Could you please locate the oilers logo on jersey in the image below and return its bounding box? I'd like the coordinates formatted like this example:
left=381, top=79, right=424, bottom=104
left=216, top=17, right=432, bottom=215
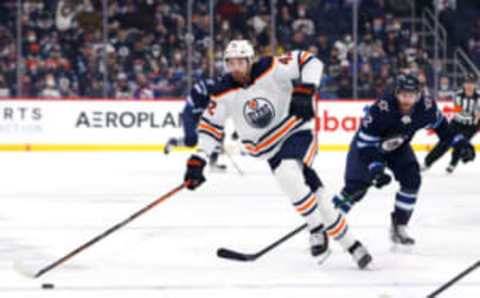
left=243, top=98, right=276, bottom=129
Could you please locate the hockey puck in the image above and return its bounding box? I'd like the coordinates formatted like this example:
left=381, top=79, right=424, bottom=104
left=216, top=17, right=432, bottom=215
left=41, top=283, right=55, bottom=289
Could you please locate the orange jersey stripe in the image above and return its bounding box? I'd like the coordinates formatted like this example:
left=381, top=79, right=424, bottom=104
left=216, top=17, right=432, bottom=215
left=296, top=194, right=317, bottom=213
left=293, top=86, right=314, bottom=94
left=253, top=58, right=276, bottom=84
left=198, top=123, right=223, bottom=139
left=211, top=59, right=275, bottom=101
left=245, top=118, right=300, bottom=154
left=211, top=87, right=240, bottom=101
left=327, top=218, right=347, bottom=238
left=299, top=51, right=312, bottom=65
left=303, top=136, right=317, bottom=166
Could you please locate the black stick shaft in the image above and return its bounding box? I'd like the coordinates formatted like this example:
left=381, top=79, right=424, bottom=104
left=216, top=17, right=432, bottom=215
left=427, top=260, right=480, bottom=298
left=254, top=223, right=307, bottom=259
left=34, top=183, right=185, bottom=278
left=225, top=151, right=244, bottom=176
left=217, top=187, right=370, bottom=262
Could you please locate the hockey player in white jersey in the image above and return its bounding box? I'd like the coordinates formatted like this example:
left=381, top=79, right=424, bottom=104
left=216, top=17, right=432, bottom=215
left=183, top=40, right=372, bottom=269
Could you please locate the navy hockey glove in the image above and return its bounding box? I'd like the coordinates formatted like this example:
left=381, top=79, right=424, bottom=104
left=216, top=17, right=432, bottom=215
left=369, top=162, right=392, bottom=189
left=184, top=155, right=206, bottom=190
left=289, top=83, right=316, bottom=120
left=452, top=138, right=476, bottom=163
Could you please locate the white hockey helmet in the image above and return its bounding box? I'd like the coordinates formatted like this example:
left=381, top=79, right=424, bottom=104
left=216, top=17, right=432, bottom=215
left=223, top=40, right=255, bottom=65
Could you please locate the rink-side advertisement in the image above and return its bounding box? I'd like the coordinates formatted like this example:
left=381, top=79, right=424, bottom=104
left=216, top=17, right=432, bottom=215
left=0, top=100, right=478, bottom=151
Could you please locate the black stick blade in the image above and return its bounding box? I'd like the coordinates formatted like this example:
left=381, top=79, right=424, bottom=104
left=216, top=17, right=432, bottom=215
left=216, top=248, right=254, bottom=261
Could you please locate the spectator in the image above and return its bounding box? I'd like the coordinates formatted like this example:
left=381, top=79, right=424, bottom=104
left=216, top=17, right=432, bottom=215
left=114, top=72, right=132, bottom=99
left=0, top=0, right=475, bottom=99
left=0, top=74, right=9, bottom=97
left=358, top=63, right=376, bottom=98
left=40, top=74, right=61, bottom=98
left=133, top=73, right=153, bottom=99
left=437, top=75, right=455, bottom=101
left=417, top=70, right=431, bottom=98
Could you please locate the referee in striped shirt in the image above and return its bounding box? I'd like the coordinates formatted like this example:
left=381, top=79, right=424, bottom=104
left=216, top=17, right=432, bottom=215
left=423, top=74, right=480, bottom=173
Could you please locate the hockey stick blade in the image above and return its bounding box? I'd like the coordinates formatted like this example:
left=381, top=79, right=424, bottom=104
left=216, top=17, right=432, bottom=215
left=216, top=188, right=371, bottom=264
left=216, top=248, right=256, bottom=261
left=217, top=224, right=308, bottom=262
left=13, top=260, right=37, bottom=279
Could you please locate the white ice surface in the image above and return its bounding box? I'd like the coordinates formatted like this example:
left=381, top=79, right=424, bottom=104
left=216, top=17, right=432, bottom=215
left=0, top=151, right=479, bottom=298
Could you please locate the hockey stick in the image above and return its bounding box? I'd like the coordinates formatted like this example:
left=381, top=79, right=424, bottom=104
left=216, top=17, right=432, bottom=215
left=15, top=183, right=185, bottom=278
left=217, top=223, right=307, bottom=261
left=224, top=150, right=245, bottom=176
left=217, top=187, right=369, bottom=262
left=427, top=260, right=480, bottom=298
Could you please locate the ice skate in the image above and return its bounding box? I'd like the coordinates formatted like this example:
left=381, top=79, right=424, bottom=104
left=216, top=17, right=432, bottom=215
left=348, top=241, right=372, bottom=269
left=390, top=213, right=415, bottom=245
left=309, top=225, right=331, bottom=264
left=209, top=153, right=227, bottom=172
left=446, top=164, right=456, bottom=174
left=164, top=138, right=178, bottom=155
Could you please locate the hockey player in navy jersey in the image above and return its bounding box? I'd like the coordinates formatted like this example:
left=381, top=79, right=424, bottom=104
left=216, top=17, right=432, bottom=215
left=332, top=74, right=476, bottom=245
left=182, top=39, right=372, bottom=269
left=422, top=74, right=480, bottom=173
left=164, top=78, right=227, bottom=171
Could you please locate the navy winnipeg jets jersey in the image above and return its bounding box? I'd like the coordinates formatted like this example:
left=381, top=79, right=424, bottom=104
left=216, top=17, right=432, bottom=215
left=186, top=78, right=217, bottom=115
left=354, top=92, right=451, bottom=165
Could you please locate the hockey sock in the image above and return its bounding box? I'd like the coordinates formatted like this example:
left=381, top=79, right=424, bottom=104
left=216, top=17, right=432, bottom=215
left=393, top=188, right=417, bottom=225
left=317, top=192, right=355, bottom=250
left=274, top=160, right=324, bottom=230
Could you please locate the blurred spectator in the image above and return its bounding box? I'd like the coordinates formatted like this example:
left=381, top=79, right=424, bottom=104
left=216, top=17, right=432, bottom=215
left=133, top=73, right=154, bottom=99
left=467, top=19, right=480, bottom=67
left=418, top=70, right=431, bottom=98
left=0, top=74, right=9, bottom=96
left=437, top=75, right=455, bottom=101
left=40, top=74, right=61, bottom=98
left=435, top=0, right=457, bottom=11
left=114, top=72, right=132, bottom=98
left=357, top=63, right=376, bottom=98
left=1, top=0, right=477, bottom=99
left=314, top=33, right=331, bottom=62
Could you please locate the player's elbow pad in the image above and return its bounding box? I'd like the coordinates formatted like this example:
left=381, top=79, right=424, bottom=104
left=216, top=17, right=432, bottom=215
left=300, top=58, right=323, bottom=86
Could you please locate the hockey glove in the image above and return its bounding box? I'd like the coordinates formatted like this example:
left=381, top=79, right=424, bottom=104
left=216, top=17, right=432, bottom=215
left=289, top=83, right=316, bottom=120
left=184, top=155, right=206, bottom=190
left=453, top=138, right=476, bottom=163
left=369, top=162, right=392, bottom=189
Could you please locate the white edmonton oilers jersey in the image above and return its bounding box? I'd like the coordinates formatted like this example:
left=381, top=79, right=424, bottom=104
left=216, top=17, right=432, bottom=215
left=197, top=50, right=323, bottom=160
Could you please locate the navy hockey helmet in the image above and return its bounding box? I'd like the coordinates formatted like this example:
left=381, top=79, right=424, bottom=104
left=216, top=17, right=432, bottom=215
left=396, top=74, right=420, bottom=93
left=464, top=73, right=477, bottom=84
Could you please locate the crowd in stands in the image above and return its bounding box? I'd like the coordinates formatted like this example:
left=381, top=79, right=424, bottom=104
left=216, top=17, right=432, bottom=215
left=0, top=0, right=478, bottom=99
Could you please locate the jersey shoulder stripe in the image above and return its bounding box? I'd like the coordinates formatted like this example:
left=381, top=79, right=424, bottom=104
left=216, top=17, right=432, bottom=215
left=210, top=75, right=240, bottom=100
left=251, top=56, right=275, bottom=83
left=298, top=51, right=314, bottom=65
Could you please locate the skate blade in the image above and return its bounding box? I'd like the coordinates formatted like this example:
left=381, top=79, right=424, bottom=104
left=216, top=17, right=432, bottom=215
left=314, top=249, right=332, bottom=265
left=209, top=166, right=227, bottom=173
left=361, top=260, right=380, bottom=271
left=390, top=243, right=414, bottom=254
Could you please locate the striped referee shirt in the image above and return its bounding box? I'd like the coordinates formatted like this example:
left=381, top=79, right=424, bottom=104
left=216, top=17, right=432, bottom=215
left=453, top=88, right=480, bottom=125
